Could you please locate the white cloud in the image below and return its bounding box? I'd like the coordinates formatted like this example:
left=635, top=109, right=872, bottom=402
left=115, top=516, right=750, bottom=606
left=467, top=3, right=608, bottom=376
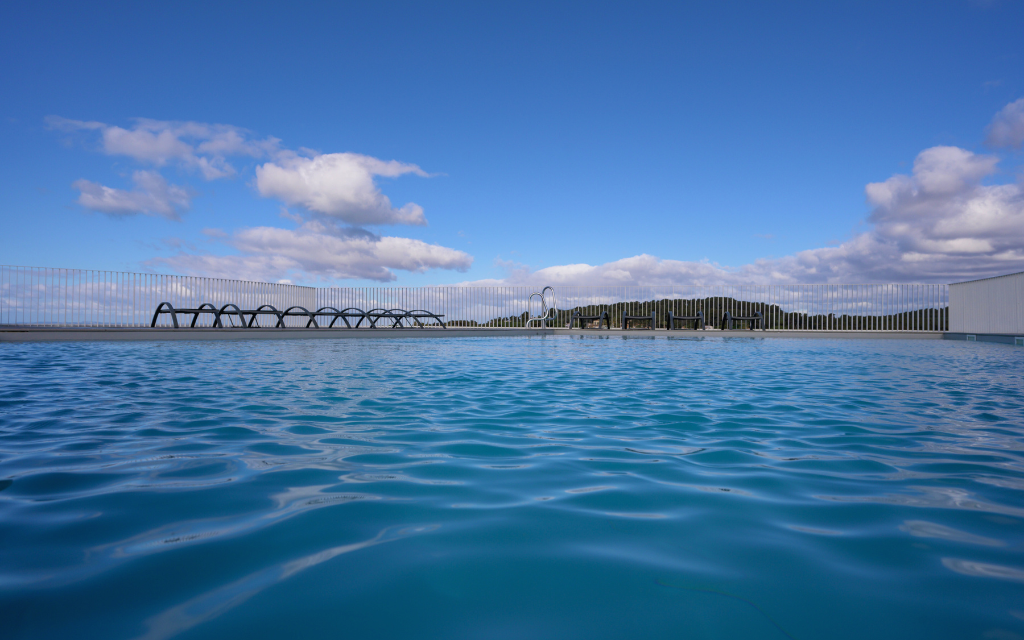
left=49, top=115, right=438, bottom=245
left=461, top=255, right=735, bottom=286
left=867, top=146, right=998, bottom=200
left=254, top=153, right=429, bottom=226
left=150, top=253, right=301, bottom=284
left=46, top=116, right=279, bottom=180
left=51, top=115, right=456, bottom=280
left=153, top=222, right=472, bottom=282
left=470, top=144, right=1024, bottom=286
left=100, top=123, right=194, bottom=165
left=49, top=116, right=433, bottom=228
left=46, top=117, right=105, bottom=131
left=73, top=171, right=190, bottom=219
left=986, top=97, right=1024, bottom=148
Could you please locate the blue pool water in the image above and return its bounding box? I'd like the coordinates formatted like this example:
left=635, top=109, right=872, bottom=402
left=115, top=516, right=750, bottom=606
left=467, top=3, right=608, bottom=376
left=1, top=335, right=1023, bottom=639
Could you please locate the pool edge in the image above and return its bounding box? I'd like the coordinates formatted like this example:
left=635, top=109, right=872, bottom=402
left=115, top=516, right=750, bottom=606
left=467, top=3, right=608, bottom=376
left=0, top=326, right=949, bottom=342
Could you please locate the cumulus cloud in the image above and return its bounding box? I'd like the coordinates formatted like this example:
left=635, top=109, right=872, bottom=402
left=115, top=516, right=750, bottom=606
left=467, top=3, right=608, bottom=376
left=255, top=153, right=429, bottom=226
left=47, top=116, right=279, bottom=180
left=51, top=115, right=455, bottom=280
left=986, top=97, right=1024, bottom=149
left=73, top=171, right=191, bottom=219
left=470, top=144, right=1024, bottom=286
left=50, top=116, right=434, bottom=229
left=153, top=221, right=472, bottom=282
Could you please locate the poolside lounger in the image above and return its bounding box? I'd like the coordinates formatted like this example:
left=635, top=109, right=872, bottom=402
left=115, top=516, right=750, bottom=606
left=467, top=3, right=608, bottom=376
left=666, top=310, right=705, bottom=330
left=621, top=310, right=656, bottom=330
left=568, top=310, right=611, bottom=329
left=719, top=311, right=764, bottom=331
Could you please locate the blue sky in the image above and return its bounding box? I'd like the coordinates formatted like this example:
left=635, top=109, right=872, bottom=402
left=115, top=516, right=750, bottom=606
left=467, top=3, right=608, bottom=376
left=1, top=1, right=1023, bottom=285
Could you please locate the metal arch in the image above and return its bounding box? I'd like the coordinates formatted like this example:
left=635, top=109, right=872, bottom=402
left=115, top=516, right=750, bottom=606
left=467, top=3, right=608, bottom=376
left=407, top=310, right=446, bottom=328
left=378, top=308, right=412, bottom=329
left=314, top=306, right=344, bottom=327
left=364, top=308, right=391, bottom=329
left=248, top=305, right=283, bottom=328
left=359, top=308, right=438, bottom=329
left=389, top=309, right=412, bottom=328
left=360, top=308, right=447, bottom=329
left=337, top=307, right=370, bottom=328
left=151, top=302, right=446, bottom=330
left=190, top=303, right=219, bottom=328
left=342, top=308, right=369, bottom=328
left=216, top=303, right=247, bottom=328
left=151, top=302, right=179, bottom=328
left=281, top=306, right=319, bottom=328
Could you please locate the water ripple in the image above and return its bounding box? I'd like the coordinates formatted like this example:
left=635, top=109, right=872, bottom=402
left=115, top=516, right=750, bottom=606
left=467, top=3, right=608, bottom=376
left=0, top=336, right=1022, bottom=639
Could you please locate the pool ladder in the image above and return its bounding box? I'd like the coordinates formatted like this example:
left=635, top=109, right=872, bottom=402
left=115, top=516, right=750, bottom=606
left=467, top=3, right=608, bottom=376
left=525, top=286, right=556, bottom=328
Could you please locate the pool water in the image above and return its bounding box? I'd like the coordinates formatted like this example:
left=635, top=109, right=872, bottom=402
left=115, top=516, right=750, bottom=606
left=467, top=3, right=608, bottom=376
left=1, top=336, right=1023, bottom=640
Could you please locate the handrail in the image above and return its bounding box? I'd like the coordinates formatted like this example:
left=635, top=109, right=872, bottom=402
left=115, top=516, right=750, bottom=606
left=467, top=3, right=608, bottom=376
left=525, top=286, right=556, bottom=328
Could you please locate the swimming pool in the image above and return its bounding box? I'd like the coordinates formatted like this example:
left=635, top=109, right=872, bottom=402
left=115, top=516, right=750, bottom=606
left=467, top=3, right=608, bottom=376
left=1, top=336, right=1022, bottom=639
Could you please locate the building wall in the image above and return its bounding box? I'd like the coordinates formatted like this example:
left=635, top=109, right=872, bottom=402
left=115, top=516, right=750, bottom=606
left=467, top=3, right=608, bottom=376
left=949, top=271, right=1024, bottom=334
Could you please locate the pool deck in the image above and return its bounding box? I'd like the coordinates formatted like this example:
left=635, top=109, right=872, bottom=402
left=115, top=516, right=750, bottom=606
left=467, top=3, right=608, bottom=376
left=0, top=325, right=947, bottom=342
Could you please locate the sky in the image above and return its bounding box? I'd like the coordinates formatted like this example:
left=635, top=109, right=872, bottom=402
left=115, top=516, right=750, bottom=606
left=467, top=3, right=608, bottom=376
left=1, top=0, right=1023, bottom=286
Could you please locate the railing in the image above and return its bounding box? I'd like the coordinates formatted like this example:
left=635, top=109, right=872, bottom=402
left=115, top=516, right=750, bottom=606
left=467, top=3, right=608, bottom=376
left=0, top=265, right=949, bottom=331
left=316, top=286, right=543, bottom=327
left=553, top=285, right=949, bottom=331
left=0, top=265, right=315, bottom=327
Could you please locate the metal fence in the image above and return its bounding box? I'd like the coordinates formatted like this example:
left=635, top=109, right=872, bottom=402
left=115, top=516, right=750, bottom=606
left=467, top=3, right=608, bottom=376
left=554, top=284, right=949, bottom=331
left=316, top=287, right=542, bottom=327
left=0, top=265, right=315, bottom=327
left=1, top=265, right=949, bottom=331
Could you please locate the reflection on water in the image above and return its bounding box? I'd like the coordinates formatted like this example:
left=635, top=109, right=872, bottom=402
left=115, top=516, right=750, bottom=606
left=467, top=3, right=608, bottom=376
left=136, top=524, right=438, bottom=640
left=0, top=336, right=1022, bottom=639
